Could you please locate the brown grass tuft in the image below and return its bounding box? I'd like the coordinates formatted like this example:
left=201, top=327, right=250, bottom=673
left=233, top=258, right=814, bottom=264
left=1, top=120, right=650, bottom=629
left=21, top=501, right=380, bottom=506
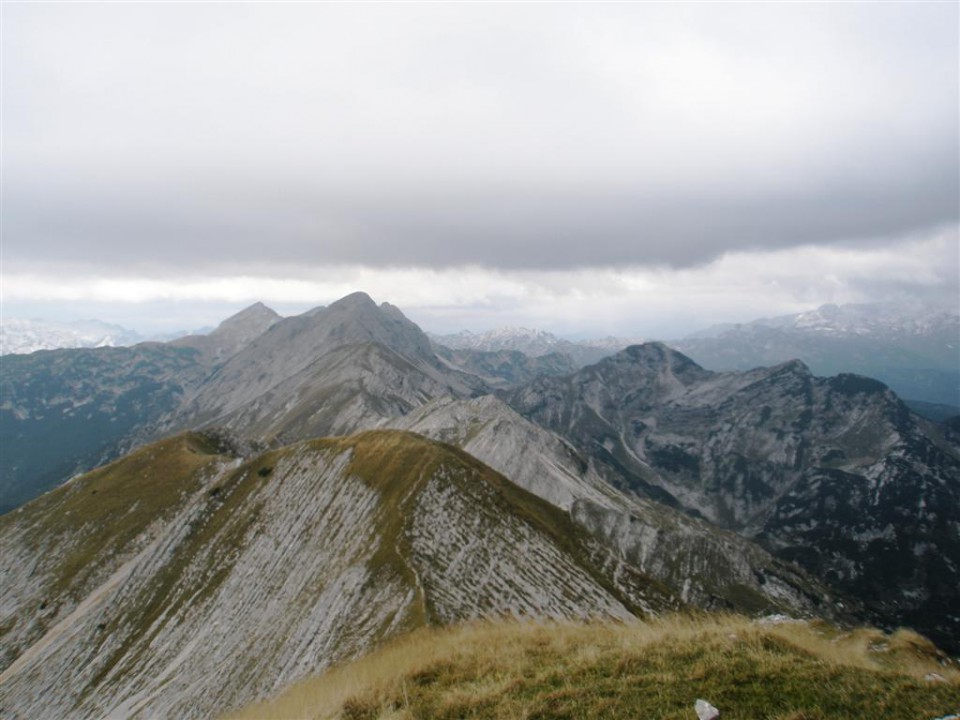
left=223, top=615, right=960, bottom=720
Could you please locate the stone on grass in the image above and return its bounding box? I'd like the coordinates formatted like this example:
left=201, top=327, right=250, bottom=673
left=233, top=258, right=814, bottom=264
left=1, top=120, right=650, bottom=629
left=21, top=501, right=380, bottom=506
left=695, top=698, right=720, bottom=719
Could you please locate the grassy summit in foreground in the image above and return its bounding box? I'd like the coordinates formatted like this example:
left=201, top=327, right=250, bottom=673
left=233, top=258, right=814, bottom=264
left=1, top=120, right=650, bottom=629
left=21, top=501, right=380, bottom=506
left=227, top=614, right=959, bottom=720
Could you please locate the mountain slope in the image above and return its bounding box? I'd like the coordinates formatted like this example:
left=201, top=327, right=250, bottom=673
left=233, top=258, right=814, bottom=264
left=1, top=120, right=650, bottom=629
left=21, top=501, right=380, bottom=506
left=0, top=294, right=485, bottom=513
left=179, top=292, right=485, bottom=431
left=505, top=343, right=960, bottom=651
left=0, top=430, right=674, bottom=719
left=209, top=342, right=483, bottom=445
left=433, top=346, right=576, bottom=389
left=0, top=345, right=208, bottom=513
left=171, top=301, right=281, bottom=364
left=0, top=302, right=287, bottom=513
left=429, top=327, right=642, bottom=367
left=388, top=395, right=846, bottom=618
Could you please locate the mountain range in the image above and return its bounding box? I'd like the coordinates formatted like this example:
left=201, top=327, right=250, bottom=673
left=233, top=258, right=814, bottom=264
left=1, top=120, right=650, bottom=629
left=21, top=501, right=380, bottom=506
left=671, top=302, right=959, bottom=411
left=428, top=327, right=645, bottom=367
left=1, top=291, right=957, bottom=717
left=0, top=318, right=148, bottom=355
left=8, top=300, right=955, bottom=410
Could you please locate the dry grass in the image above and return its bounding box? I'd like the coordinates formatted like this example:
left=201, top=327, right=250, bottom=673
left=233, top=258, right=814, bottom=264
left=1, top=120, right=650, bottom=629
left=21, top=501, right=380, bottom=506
left=224, top=614, right=960, bottom=720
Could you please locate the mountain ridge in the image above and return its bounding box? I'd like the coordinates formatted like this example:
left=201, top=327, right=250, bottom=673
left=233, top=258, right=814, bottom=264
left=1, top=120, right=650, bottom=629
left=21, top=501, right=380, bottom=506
left=3, top=291, right=958, bottom=664
left=0, top=428, right=677, bottom=719
left=505, top=341, right=960, bottom=650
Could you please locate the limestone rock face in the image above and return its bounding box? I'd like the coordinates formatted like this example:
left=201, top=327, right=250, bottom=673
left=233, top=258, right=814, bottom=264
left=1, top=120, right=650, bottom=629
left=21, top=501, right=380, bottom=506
left=177, top=292, right=486, bottom=430
left=389, top=395, right=844, bottom=620
left=505, top=343, right=960, bottom=651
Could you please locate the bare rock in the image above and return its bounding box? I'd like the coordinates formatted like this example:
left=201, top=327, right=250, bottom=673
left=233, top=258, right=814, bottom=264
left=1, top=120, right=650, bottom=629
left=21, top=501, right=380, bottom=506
left=695, top=698, right=720, bottom=719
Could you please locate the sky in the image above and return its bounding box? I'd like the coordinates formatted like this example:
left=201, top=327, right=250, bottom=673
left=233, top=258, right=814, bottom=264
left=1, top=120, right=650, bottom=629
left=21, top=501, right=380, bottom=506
left=2, top=1, right=958, bottom=339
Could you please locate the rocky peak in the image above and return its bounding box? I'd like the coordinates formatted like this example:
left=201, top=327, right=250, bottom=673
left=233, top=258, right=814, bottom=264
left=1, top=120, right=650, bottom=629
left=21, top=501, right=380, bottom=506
left=209, top=302, right=280, bottom=339
left=592, top=342, right=710, bottom=394
left=772, top=358, right=811, bottom=375
left=169, top=302, right=281, bottom=365
left=176, top=291, right=481, bottom=431
left=622, top=342, right=702, bottom=370
left=327, top=290, right=378, bottom=312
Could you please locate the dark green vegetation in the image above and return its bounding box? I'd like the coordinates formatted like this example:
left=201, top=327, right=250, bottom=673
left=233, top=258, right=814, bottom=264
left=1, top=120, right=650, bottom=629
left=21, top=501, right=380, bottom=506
left=228, top=616, right=960, bottom=720
left=0, top=345, right=208, bottom=512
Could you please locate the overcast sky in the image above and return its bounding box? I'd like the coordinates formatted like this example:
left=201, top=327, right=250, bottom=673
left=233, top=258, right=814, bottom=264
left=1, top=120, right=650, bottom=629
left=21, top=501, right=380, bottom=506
left=2, top=2, right=957, bottom=337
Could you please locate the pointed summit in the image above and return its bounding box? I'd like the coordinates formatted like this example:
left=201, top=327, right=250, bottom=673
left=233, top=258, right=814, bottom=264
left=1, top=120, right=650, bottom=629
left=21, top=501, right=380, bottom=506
left=328, top=291, right=377, bottom=311
left=210, top=302, right=280, bottom=339
left=178, top=291, right=486, bottom=431
left=170, top=302, right=280, bottom=363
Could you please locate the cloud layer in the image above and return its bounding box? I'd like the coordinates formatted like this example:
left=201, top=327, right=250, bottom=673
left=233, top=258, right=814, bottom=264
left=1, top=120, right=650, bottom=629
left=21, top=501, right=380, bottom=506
left=4, top=2, right=958, bottom=274
left=6, top=226, right=956, bottom=338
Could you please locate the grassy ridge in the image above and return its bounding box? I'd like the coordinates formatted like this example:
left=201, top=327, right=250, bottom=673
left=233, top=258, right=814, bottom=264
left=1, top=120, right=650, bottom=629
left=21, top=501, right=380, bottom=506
left=4, top=432, right=230, bottom=605
left=225, top=615, right=959, bottom=720
left=315, top=430, right=675, bottom=621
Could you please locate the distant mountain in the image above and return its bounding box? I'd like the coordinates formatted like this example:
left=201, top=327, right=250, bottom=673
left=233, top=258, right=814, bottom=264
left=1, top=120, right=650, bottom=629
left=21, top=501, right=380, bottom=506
left=170, top=301, right=281, bottom=363
left=3, top=291, right=958, bottom=662
left=429, top=327, right=644, bottom=367
left=388, top=395, right=841, bottom=615
left=671, top=302, right=960, bottom=407
left=0, top=429, right=677, bottom=718
left=505, top=342, right=960, bottom=651
left=0, top=318, right=145, bottom=355
left=175, top=292, right=487, bottom=437
left=433, top=346, right=576, bottom=389
left=0, top=302, right=287, bottom=512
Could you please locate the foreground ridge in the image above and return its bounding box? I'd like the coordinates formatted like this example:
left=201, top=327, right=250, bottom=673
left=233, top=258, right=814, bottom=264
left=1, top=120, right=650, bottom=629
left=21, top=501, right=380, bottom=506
left=0, top=430, right=671, bottom=719
left=226, top=614, right=960, bottom=720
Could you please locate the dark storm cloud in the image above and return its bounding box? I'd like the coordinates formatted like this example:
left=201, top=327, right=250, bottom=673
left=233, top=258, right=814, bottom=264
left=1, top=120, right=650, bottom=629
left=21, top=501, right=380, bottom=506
left=3, top=2, right=958, bottom=273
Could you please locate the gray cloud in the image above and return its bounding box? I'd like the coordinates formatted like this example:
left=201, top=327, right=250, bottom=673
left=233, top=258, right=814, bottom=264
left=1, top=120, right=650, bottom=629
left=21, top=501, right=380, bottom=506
left=3, top=2, right=958, bottom=273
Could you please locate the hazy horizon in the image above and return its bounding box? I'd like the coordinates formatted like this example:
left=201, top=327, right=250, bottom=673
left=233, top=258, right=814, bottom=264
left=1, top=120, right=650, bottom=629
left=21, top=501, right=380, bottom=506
left=4, top=291, right=959, bottom=346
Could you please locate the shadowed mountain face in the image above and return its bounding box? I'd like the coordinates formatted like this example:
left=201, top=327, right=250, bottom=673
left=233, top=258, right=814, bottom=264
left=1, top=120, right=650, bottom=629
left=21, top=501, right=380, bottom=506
left=0, top=430, right=674, bottom=719
left=505, top=343, right=960, bottom=651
